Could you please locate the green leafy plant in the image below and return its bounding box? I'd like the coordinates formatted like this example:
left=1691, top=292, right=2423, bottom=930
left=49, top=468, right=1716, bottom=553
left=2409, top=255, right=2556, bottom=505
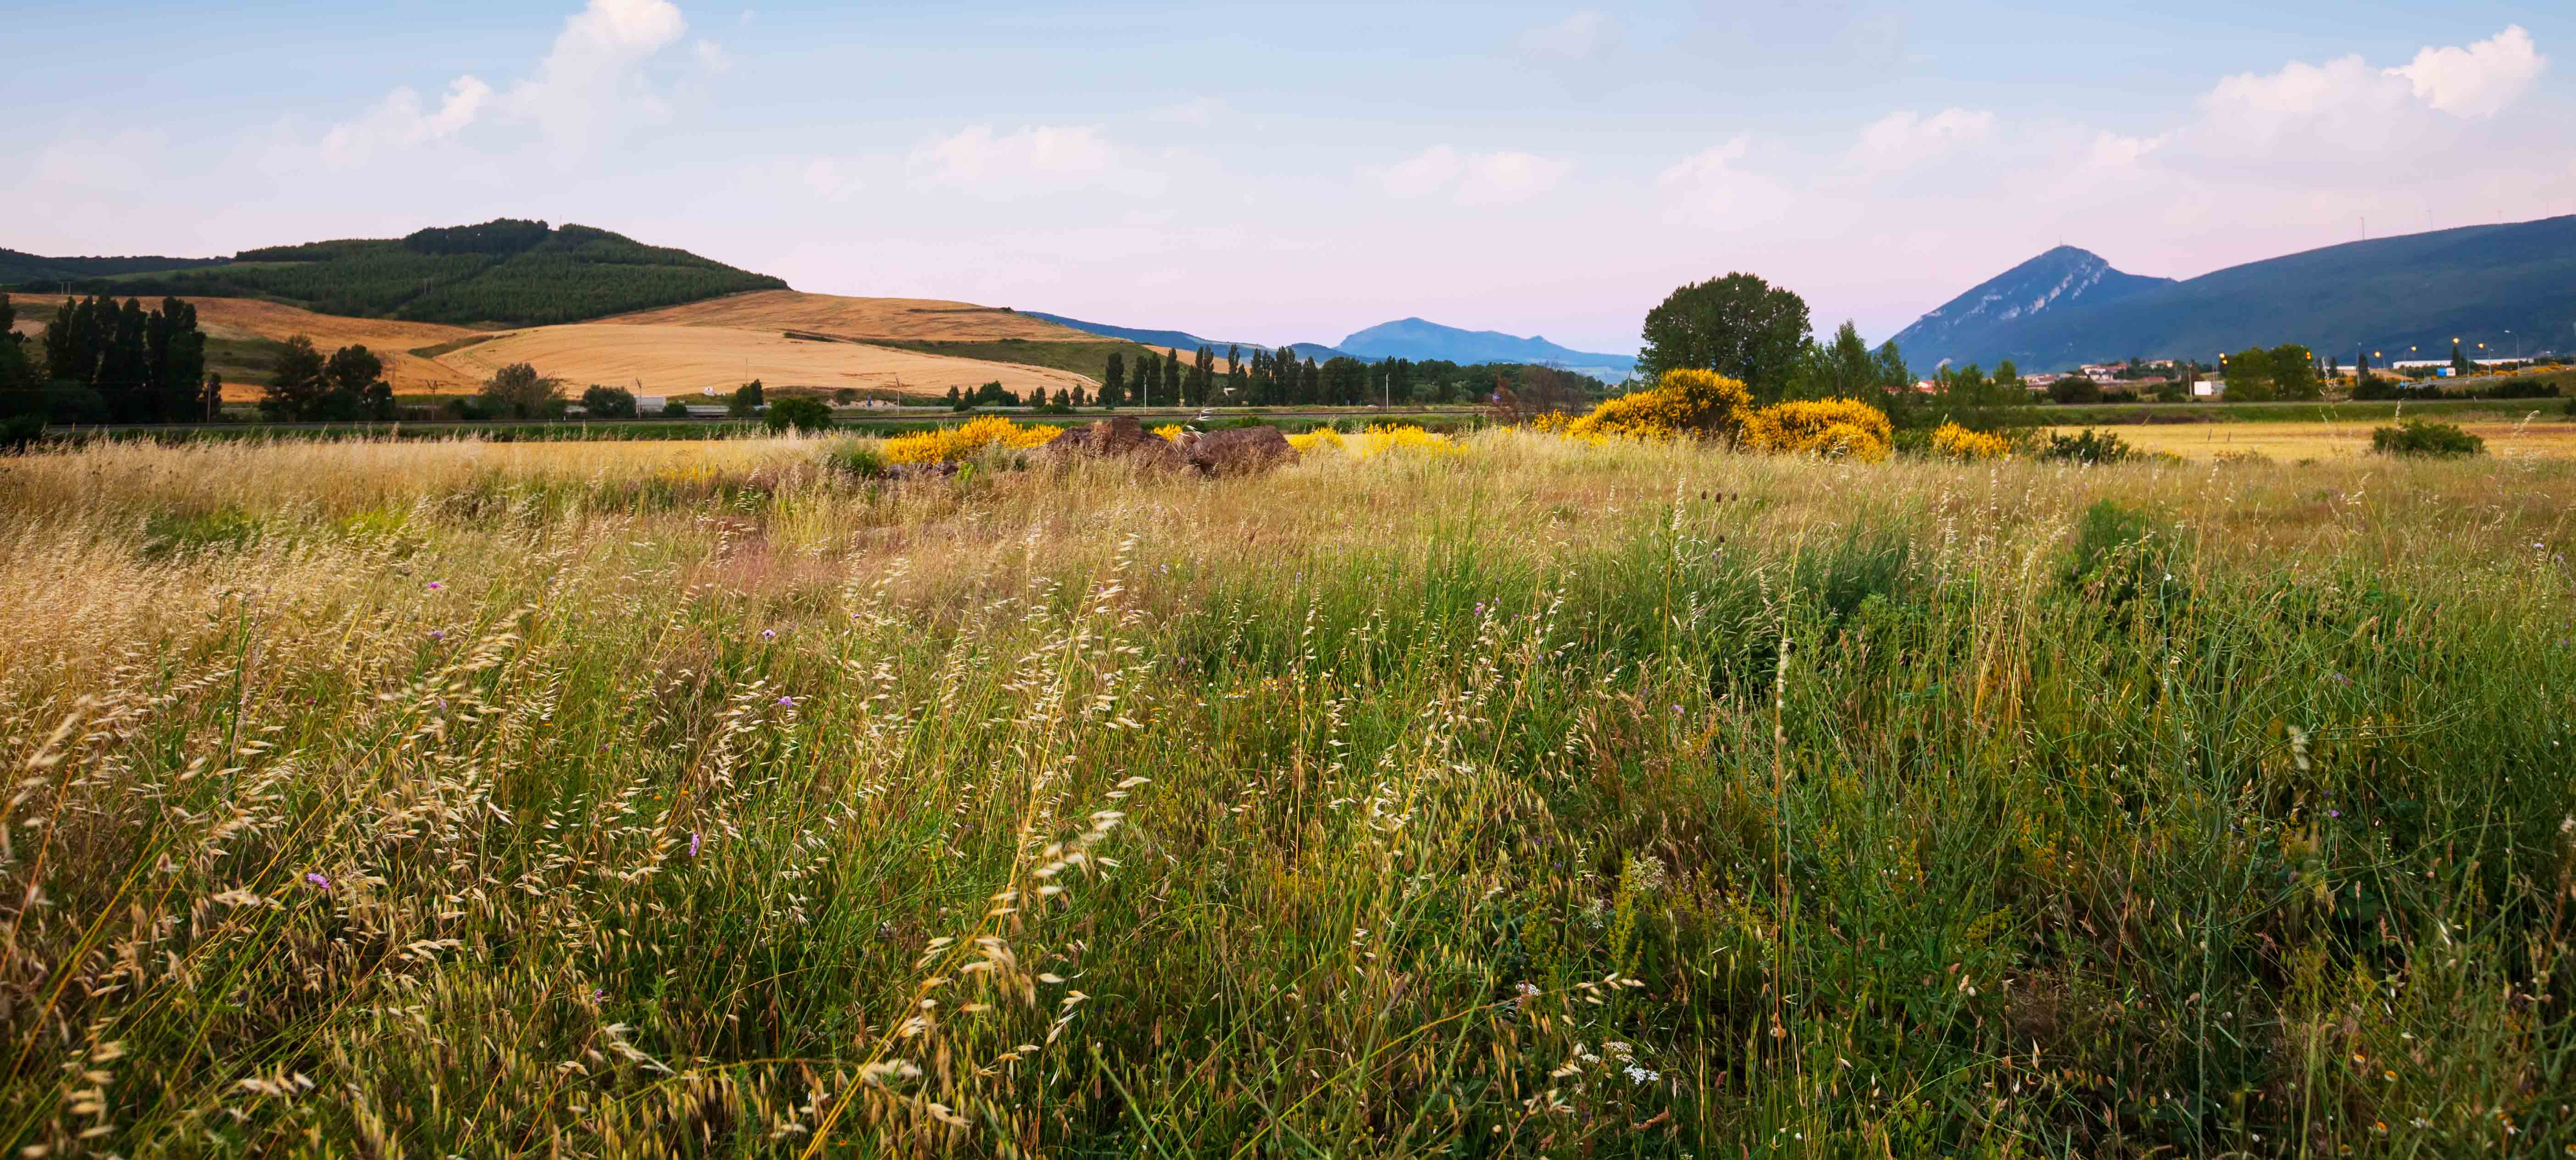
left=2371, top=418, right=2484, bottom=457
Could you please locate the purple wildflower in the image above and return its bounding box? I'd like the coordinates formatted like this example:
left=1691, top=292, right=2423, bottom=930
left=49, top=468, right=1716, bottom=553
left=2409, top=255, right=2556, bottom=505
left=425, top=580, right=443, bottom=591
left=428, top=630, right=444, bottom=641
left=761, top=629, right=777, bottom=641
left=305, top=872, right=331, bottom=890
left=776, top=695, right=795, bottom=708
left=688, top=831, right=702, bottom=858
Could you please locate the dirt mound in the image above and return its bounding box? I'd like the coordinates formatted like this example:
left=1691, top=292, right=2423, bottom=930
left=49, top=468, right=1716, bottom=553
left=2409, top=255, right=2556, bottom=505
left=1040, top=417, right=1187, bottom=470
left=1180, top=426, right=1296, bottom=475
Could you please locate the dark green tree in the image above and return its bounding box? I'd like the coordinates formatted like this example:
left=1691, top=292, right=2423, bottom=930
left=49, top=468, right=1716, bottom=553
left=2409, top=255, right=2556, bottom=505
left=765, top=396, right=833, bottom=433
left=728, top=379, right=766, bottom=416
left=325, top=344, right=392, bottom=420
left=1637, top=273, right=1813, bottom=401
left=580, top=385, right=639, bottom=418
left=261, top=335, right=331, bottom=420
left=199, top=374, right=226, bottom=423
left=2449, top=340, right=2474, bottom=377
left=1102, top=351, right=1126, bottom=407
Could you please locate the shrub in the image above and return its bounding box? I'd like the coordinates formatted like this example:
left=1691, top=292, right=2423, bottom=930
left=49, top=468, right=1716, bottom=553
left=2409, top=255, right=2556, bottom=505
left=1929, top=421, right=2012, bottom=461
left=1287, top=427, right=1347, bottom=454
left=0, top=414, right=43, bottom=452
left=2371, top=419, right=2484, bottom=458
left=727, top=380, right=766, bottom=417
left=2047, top=377, right=2103, bottom=404
left=580, top=385, right=638, bottom=418
left=1351, top=424, right=1461, bottom=459
left=765, top=396, right=834, bottom=434
left=661, top=397, right=692, bottom=418
left=880, top=417, right=1065, bottom=464
left=1560, top=368, right=1753, bottom=442
left=2036, top=428, right=2132, bottom=464
left=822, top=440, right=884, bottom=478
left=1740, top=398, right=1893, bottom=462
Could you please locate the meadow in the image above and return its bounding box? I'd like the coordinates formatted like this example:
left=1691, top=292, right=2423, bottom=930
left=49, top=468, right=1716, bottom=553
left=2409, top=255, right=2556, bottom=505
left=0, top=430, right=2570, bottom=1156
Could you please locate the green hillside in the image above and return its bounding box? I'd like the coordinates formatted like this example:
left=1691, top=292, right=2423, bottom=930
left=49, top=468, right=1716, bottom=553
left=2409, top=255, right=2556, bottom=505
left=0, top=247, right=228, bottom=284
left=6, top=219, right=788, bottom=328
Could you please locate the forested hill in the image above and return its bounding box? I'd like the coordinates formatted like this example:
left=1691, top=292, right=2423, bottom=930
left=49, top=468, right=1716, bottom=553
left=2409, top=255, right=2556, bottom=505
left=3, top=220, right=788, bottom=328
left=0, top=248, right=231, bottom=284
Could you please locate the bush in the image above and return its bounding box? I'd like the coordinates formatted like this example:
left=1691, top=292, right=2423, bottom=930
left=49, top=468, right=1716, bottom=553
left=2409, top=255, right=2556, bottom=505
left=1929, top=421, right=2011, bottom=461
left=580, top=385, right=638, bottom=418
left=2036, top=428, right=2132, bottom=464
left=881, top=417, right=1064, bottom=464
left=728, top=380, right=766, bottom=417
left=822, top=440, right=884, bottom=478
left=2371, top=419, right=2483, bottom=458
left=1740, top=398, right=1893, bottom=462
left=0, top=413, right=43, bottom=452
left=661, top=397, right=692, bottom=418
left=2047, top=377, right=2103, bottom=404
left=1556, top=368, right=1752, bottom=442
left=765, top=396, right=834, bottom=434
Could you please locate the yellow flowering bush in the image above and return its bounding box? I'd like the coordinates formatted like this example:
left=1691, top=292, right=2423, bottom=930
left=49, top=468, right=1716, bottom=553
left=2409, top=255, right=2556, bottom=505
left=1561, top=368, right=1753, bottom=442
left=1152, top=424, right=1188, bottom=443
left=1739, top=398, right=1893, bottom=462
left=1352, top=424, right=1460, bottom=458
left=1287, top=427, right=1347, bottom=454
left=1930, top=421, right=2013, bottom=461
left=880, top=416, right=1066, bottom=464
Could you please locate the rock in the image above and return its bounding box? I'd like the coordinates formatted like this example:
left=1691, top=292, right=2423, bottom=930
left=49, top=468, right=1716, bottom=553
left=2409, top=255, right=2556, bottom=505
left=1180, top=425, right=1297, bottom=475
left=1040, top=417, right=1187, bottom=470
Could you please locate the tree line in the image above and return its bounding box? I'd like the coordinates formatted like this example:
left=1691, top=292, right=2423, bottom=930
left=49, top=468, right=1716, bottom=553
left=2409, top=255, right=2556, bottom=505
left=0, top=293, right=218, bottom=427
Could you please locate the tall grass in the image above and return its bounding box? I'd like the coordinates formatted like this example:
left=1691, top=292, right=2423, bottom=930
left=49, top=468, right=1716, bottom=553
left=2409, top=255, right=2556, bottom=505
left=0, top=431, right=2570, bottom=1155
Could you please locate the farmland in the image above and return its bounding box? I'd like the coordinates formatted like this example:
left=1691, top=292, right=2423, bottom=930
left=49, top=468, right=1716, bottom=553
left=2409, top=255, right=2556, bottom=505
left=424, top=322, right=1100, bottom=399
left=2055, top=417, right=2576, bottom=459
left=1, top=427, right=2570, bottom=1156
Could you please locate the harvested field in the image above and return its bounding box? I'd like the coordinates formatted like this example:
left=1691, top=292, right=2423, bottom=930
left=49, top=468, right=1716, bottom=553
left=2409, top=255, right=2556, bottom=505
left=605, top=289, right=1108, bottom=343
left=2058, top=417, right=2576, bottom=459
left=5, top=293, right=483, bottom=398
left=427, top=322, right=1097, bottom=397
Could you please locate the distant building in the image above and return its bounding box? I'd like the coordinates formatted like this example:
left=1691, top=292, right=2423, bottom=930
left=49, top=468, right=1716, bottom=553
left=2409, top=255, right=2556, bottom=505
left=2193, top=378, right=2226, bottom=398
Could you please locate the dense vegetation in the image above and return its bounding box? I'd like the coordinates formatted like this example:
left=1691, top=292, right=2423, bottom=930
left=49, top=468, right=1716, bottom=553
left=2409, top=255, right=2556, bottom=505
left=14, top=220, right=788, bottom=327
left=0, top=432, right=2568, bottom=1156
left=0, top=248, right=230, bottom=285
left=0, top=293, right=215, bottom=425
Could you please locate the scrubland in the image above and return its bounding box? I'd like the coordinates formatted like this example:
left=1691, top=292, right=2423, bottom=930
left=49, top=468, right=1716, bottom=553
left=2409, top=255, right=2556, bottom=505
left=0, top=431, right=2570, bottom=1156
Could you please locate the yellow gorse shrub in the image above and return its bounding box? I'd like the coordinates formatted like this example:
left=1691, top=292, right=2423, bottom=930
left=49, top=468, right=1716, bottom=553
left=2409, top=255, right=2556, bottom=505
left=1930, top=421, right=2013, bottom=461
left=1561, top=368, right=1753, bottom=442
left=881, top=416, right=1067, bottom=465
left=1152, top=424, right=1188, bottom=443
left=1352, top=424, right=1460, bottom=458
left=1286, top=427, right=1347, bottom=454
left=1739, top=398, right=1893, bottom=462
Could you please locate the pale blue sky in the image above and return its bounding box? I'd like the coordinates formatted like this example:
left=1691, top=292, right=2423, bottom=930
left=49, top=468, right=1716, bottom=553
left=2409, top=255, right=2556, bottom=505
left=6, top=1, right=2568, bottom=353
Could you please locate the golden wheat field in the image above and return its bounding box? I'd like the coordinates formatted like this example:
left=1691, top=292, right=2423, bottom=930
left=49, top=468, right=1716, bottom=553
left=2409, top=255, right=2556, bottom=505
left=604, top=290, right=1108, bottom=343
left=427, top=322, right=1097, bottom=398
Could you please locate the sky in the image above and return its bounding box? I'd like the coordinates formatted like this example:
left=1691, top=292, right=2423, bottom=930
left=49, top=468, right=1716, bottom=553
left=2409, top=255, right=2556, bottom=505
left=4, top=1, right=2570, bottom=355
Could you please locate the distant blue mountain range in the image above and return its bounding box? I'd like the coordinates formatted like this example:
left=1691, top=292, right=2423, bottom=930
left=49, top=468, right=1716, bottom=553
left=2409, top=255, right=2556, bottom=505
left=1027, top=311, right=1634, bottom=378
left=1021, top=312, right=1349, bottom=361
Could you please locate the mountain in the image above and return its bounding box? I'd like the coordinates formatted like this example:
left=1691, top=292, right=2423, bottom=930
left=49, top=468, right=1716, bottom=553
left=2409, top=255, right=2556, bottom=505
left=1022, top=312, right=1349, bottom=361
left=1893, top=217, right=2576, bottom=371
left=3, top=219, right=787, bottom=328
left=1888, top=247, right=2172, bottom=370
left=0, top=248, right=230, bottom=285
left=1335, top=318, right=1635, bottom=378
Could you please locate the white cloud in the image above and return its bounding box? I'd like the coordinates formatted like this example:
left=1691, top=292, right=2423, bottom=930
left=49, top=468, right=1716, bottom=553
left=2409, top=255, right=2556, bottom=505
left=1850, top=108, right=1994, bottom=173
left=1376, top=145, right=1464, bottom=199
left=319, top=77, right=493, bottom=167
left=1374, top=145, right=1566, bottom=205
left=2086, top=131, right=2166, bottom=170
left=1657, top=136, right=1793, bottom=227
left=908, top=125, right=1167, bottom=199
left=505, top=0, right=689, bottom=148
left=1519, top=10, right=1619, bottom=62
left=1456, top=151, right=1571, bottom=206
left=2387, top=25, right=2545, bottom=118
